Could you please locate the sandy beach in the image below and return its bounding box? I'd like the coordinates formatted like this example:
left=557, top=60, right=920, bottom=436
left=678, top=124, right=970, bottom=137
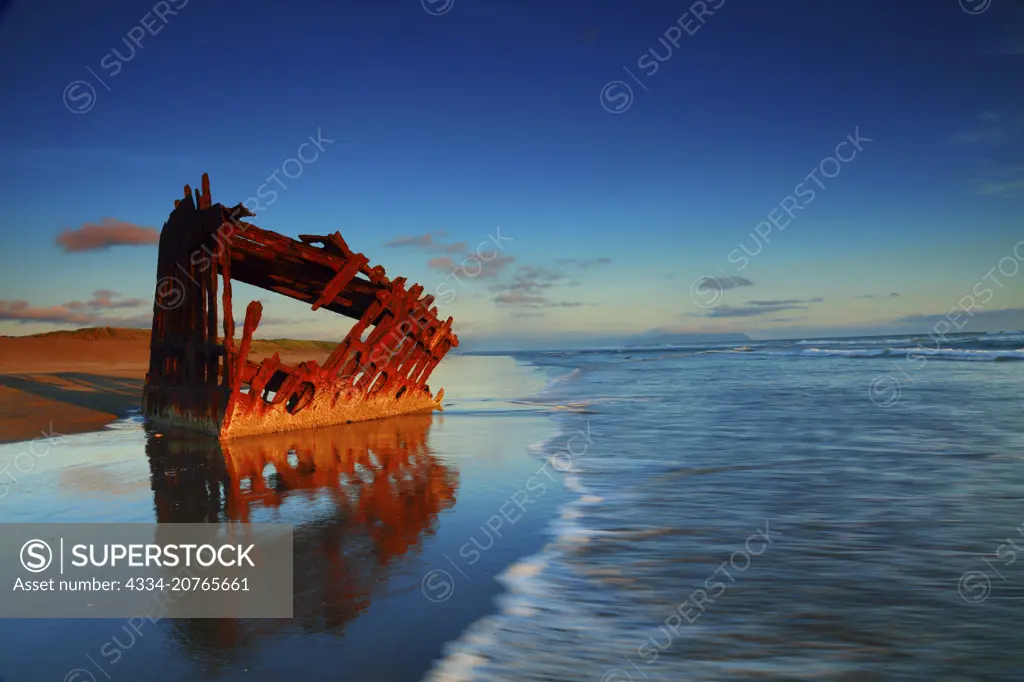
left=0, top=328, right=340, bottom=444
left=0, top=351, right=567, bottom=681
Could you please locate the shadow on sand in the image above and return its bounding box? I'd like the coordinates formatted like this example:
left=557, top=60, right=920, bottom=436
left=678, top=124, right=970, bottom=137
left=0, top=373, right=144, bottom=415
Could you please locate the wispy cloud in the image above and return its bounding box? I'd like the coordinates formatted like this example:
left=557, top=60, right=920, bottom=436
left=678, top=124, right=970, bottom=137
left=947, top=111, right=1019, bottom=146
left=385, top=231, right=466, bottom=254
left=0, top=298, right=150, bottom=327
left=0, top=291, right=150, bottom=326
left=494, top=291, right=583, bottom=308
left=487, top=263, right=586, bottom=308
left=0, top=293, right=305, bottom=331
left=482, top=256, right=611, bottom=310
left=516, top=265, right=566, bottom=281
left=478, top=255, right=516, bottom=279
left=976, top=164, right=1024, bottom=198
left=428, top=254, right=515, bottom=279
left=391, top=229, right=516, bottom=284
left=489, top=265, right=565, bottom=294
left=0, top=301, right=98, bottom=325
left=56, top=219, right=159, bottom=252
left=427, top=256, right=455, bottom=271
left=692, top=275, right=754, bottom=291
left=893, top=307, right=1024, bottom=328
left=66, top=290, right=148, bottom=310
left=857, top=292, right=900, bottom=299
left=555, top=257, right=612, bottom=269
left=693, top=304, right=805, bottom=318
left=746, top=298, right=823, bottom=306
left=948, top=109, right=1024, bottom=198
left=688, top=297, right=822, bottom=318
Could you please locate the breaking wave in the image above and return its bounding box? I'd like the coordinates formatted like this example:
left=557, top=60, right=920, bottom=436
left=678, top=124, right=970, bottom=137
left=428, top=335, right=1024, bottom=681
left=773, top=347, right=1024, bottom=361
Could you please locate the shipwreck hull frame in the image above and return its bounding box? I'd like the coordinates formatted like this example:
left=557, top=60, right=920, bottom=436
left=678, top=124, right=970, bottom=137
left=142, top=174, right=458, bottom=439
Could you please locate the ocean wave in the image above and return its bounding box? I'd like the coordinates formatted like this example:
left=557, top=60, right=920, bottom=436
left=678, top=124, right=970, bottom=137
left=796, top=338, right=911, bottom=346
left=766, top=347, right=1024, bottom=361
left=889, top=347, right=1024, bottom=361
left=427, top=411, right=602, bottom=682
left=430, top=346, right=1024, bottom=681
left=696, top=345, right=757, bottom=355
left=516, top=366, right=587, bottom=402
left=799, top=347, right=889, bottom=357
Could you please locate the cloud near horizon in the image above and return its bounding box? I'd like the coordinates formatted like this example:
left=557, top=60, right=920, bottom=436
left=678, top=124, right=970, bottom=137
left=486, top=260, right=610, bottom=309
left=56, top=219, right=160, bottom=252
left=746, top=298, right=823, bottom=306
left=494, top=291, right=583, bottom=308
left=66, top=289, right=148, bottom=310
left=489, top=265, right=563, bottom=295
left=892, top=307, right=1024, bottom=331
left=690, top=297, right=823, bottom=318
left=692, top=275, right=754, bottom=291
left=0, top=293, right=302, bottom=333
left=0, top=290, right=150, bottom=326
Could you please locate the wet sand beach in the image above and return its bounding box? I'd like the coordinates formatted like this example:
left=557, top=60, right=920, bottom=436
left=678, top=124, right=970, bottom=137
left=0, top=354, right=569, bottom=682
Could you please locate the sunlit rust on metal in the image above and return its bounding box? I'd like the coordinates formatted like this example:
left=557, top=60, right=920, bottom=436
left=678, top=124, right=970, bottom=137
left=143, top=174, right=458, bottom=439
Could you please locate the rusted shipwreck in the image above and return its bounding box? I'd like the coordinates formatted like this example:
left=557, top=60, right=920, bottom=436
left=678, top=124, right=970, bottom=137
left=142, top=174, right=458, bottom=439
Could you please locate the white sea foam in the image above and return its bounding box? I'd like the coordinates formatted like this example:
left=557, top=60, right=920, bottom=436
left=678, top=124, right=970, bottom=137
left=425, top=507, right=589, bottom=681
left=800, top=347, right=888, bottom=357
left=427, top=394, right=603, bottom=682
left=890, top=347, right=1024, bottom=361
left=796, top=337, right=918, bottom=346
left=755, top=347, right=1024, bottom=361
left=564, top=474, right=588, bottom=495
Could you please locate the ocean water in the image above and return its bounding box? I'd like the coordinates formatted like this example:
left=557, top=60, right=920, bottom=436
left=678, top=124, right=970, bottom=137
left=430, top=332, right=1024, bottom=681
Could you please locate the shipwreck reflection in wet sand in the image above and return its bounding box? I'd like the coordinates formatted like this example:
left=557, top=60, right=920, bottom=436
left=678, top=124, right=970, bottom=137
left=144, top=413, right=458, bottom=648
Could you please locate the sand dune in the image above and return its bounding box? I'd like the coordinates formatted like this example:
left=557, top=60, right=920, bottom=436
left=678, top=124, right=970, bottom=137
left=0, top=327, right=337, bottom=444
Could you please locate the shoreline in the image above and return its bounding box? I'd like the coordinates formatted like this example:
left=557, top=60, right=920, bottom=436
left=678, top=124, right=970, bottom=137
left=0, top=353, right=571, bottom=682
left=422, top=358, right=593, bottom=681
left=425, top=409, right=593, bottom=681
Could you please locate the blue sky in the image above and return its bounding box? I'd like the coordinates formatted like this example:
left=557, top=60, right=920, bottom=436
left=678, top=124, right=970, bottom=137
left=0, top=0, right=1021, bottom=348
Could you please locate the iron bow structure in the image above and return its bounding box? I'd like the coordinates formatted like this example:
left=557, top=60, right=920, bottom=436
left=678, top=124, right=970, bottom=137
left=142, top=174, right=458, bottom=439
